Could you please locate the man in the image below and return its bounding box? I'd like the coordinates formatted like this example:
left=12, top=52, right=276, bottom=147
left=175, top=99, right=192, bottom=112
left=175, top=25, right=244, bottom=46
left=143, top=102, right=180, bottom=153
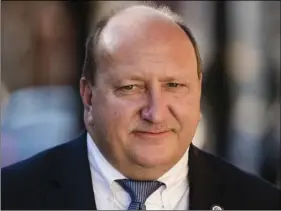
left=1, top=3, right=280, bottom=210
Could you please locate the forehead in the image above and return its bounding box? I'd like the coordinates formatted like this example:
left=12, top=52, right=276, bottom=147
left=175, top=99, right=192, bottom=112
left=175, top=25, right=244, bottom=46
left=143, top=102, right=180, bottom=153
left=96, top=7, right=197, bottom=79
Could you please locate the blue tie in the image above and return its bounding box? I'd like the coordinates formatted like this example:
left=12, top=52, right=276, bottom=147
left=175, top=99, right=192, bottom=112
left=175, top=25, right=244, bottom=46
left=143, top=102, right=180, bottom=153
left=115, top=179, right=164, bottom=210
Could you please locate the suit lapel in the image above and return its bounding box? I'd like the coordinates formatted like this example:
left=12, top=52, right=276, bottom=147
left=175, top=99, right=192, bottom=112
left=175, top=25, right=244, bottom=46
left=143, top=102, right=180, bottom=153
left=42, top=133, right=226, bottom=210
left=188, top=143, right=225, bottom=210
left=43, top=131, right=97, bottom=210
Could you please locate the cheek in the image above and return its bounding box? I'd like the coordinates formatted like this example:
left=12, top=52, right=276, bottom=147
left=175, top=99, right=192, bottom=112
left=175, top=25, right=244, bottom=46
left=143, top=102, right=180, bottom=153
left=170, top=91, right=200, bottom=112
left=93, top=95, right=142, bottom=132
left=169, top=94, right=201, bottom=131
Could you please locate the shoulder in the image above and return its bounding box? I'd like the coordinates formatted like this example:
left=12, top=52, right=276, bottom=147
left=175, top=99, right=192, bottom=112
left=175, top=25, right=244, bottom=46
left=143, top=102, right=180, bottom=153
left=1, top=131, right=86, bottom=193
left=193, top=145, right=280, bottom=209
left=1, top=131, right=88, bottom=209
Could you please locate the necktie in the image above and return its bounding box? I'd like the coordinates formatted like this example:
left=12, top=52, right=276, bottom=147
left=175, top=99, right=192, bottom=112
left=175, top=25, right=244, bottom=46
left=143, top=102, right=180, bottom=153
left=115, top=179, right=164, bottom=210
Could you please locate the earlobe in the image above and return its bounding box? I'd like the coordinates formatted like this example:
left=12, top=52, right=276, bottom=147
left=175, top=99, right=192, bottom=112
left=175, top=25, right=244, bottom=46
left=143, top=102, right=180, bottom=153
left=80, top=77, right=93, bottom=111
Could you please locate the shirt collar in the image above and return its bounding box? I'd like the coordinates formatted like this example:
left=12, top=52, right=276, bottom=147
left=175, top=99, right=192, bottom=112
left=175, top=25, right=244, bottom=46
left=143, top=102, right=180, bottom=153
left=87, top=133, right=126, bottom=192
left=87, top=132, right=189, bottom=191
left=158, top=144, right=189, bottom=189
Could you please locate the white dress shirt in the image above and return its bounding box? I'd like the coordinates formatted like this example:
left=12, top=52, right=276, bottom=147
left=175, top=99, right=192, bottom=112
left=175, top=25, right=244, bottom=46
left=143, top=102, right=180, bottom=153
left=87, top=133, right=189, bottom=210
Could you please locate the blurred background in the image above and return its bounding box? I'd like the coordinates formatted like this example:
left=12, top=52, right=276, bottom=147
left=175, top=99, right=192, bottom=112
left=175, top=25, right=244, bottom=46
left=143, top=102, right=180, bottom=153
left=1, top=1, right=280, bottom=188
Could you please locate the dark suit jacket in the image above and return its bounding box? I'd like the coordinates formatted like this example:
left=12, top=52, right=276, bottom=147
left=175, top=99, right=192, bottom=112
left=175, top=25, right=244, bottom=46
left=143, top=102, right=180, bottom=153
left=1, top=131, right=280, bottom=210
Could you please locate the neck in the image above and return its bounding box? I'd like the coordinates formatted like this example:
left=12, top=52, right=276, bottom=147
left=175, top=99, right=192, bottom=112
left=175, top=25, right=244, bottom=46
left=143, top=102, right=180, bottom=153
left=113, top=160, right=174, bottom=181
left=86, top=125, right=186, bottom=181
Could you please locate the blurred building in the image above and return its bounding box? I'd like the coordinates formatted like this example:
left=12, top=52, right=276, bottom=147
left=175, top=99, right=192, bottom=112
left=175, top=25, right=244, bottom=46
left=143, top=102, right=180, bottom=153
left=1, top=1, right=82, bottom=167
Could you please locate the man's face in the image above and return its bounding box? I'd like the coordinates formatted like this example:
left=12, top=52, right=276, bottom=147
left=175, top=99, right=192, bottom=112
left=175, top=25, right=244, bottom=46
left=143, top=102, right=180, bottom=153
left=81, top=12, right=201, bottom=179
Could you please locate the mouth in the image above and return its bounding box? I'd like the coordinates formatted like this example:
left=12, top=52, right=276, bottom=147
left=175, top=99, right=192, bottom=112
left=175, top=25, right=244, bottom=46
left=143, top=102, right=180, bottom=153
left=132, top=130, right=171, bottom=138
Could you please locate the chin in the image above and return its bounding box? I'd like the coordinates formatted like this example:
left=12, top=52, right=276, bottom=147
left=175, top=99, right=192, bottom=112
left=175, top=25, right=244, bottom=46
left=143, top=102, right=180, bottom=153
left=133, top=149, right=179, bottom=169
left=128, top=136, right=188, bottom=171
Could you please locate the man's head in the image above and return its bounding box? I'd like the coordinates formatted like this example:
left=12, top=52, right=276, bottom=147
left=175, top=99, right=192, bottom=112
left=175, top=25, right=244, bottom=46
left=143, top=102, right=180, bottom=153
left=80, top=2, right=202, bottom=180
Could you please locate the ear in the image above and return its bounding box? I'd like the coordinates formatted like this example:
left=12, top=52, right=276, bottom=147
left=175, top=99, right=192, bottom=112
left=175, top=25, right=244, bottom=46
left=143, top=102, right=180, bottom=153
left=198, top=72, right=203, bottom=85
left=80, top=77, right=93, bottom=111
left=198, top=72, right=203, bottom=94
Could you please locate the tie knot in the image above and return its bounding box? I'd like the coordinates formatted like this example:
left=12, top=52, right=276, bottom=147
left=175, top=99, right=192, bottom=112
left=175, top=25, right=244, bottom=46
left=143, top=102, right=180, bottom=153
left=116, top=179, right=164, bottom=205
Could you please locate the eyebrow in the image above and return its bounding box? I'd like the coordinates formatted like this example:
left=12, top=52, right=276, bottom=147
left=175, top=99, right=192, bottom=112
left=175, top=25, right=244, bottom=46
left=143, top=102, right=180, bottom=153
left=110, top=66, right=190, bottom=82
left=113, top=75, right=189, bottom=84
left=111, top=75, right=144, bottom=83
left=159, top=76, right=183, bottom=82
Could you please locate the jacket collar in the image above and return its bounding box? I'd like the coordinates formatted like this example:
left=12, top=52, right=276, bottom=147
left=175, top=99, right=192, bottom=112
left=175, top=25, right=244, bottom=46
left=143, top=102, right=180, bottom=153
left=45, top=131, right=225, bottom=210
left=44, top=131, right=96, bottom=210
left=188, top=143, right=225, bottom=210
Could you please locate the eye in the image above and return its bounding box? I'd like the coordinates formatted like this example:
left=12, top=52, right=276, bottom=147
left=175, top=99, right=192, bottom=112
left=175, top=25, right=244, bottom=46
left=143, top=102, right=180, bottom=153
left=116, top=84, right=145, bottom=95
left=164, top=82, right=189, bottom=93
left=166, top=82, right=182, bottom=88
left=116, top=84, right=144, bottom=95
left=119, top=85, right=135, bottom=91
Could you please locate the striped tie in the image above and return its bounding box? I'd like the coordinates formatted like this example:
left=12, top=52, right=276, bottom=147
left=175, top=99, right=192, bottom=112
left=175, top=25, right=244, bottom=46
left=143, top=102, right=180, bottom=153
left=115, top=179, right=164, bottom=210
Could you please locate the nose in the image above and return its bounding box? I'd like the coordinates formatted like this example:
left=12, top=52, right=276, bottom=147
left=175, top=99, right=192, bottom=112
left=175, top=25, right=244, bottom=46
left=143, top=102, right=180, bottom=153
left=140, top=88, right=167, bottom=123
